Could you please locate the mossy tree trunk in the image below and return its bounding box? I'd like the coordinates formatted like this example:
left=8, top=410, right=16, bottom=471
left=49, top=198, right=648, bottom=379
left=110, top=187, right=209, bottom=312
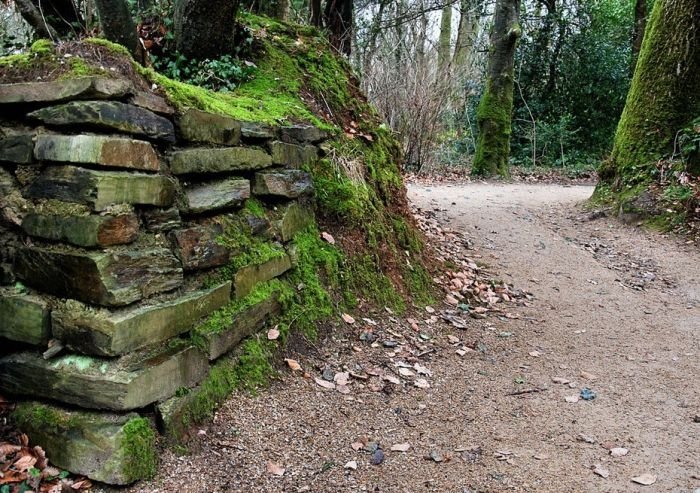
left=599, top=0, right=700, bottom=190
left=472, top=0, right=521, bottom=177
left=631, top=0, right=647, bottom=68
left=94, top=0, right=139, bottom=55
left=174, top=0, right=240, bottom=59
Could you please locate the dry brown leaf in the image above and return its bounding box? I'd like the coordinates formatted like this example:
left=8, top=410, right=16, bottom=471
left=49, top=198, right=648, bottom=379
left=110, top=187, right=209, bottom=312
left=565, top=395, right=580, bottom=403
left=0, top=443, right=21, bottom=456
left=631, top=473, right=657, bottom=485
left=267, top=327, right=280, bottom=340
left=341, top=313, right=355, bottom=324
left=285, top=358, right=302, bottom=372
left=447, top=335, right=460, bottom=344
left=13, top=453, right=37, bottom=472
left=334, top=372, right=350, bottom=386
left=580, top=371, right=597, bottom=381
left=383, top=375, right=401, bottom=385
left=350, top=441, right=364, bottom=451
left=320, top=231, right=336, bottom=245
left=71, top=479, right=92, bottom=490
left=593, top=464, right=609, bottom=478
left=314, top=377, right=335, bottom=390
left=414, top=378, right=430, bottom=389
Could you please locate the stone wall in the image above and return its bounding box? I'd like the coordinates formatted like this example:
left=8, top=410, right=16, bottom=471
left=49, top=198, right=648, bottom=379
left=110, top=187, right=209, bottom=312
left=0, top=76, right=323, bottom=484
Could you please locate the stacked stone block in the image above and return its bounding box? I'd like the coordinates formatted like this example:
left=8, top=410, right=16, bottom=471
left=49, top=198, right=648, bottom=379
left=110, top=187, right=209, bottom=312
left=0, top=76, right=323, bottom=484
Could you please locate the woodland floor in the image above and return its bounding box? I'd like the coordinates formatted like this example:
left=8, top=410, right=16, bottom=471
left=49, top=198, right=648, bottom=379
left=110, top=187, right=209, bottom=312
left=117, top=182, right=699, bottom=493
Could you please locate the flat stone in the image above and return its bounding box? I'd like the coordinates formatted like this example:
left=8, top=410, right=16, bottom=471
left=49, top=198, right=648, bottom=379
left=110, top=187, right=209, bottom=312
left=14, top=247, right=183, bottom=307
left=234, top=254, right=292, bottom=298
left=0, top=343, right=208, bottom=410
left=29, top=101, right=175, bottom=142
left=253, top=169, right=313, bottom=198
left=195, top=292, right=281, bottom=360
left=269, top=141, right=319, bottom=167
left=142, top=207, right=181, bottom=232
left=0, top=133, right=34, bottom=164
left=52, top=282, right=231, bottom=356
left=0, top=292, right=50, bottom=345
left=182, top=178, right=250, bottom=214
left=177, top=109, right=241, bottom=145
left=280, top=124, right=327, bottom=143
left=0, top=167, right=30, bottom=227
left=26, top=165, right=175, bottom=211
left=129, top=90, right=175, bottom=115
left=170, top=225, right=230, bottom=271
left=22, top=212, right=139, bottom=247
left=34, top=134, right=160, bottom=171
left=275, top=202, right=314, bottom=242
left=169, top=147, right=272, bottom=175
left=0, top=77, right=132, bottom=104
left=240, top=121, right=276, bottom=140
left=11, top=402, right=157, bottom=485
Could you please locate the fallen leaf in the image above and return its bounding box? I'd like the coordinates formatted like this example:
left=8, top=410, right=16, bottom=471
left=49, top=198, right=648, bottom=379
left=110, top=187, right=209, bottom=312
left=344, top=460, right=357, bottom=470
left=285, top=358, right=302, bottom=372
left=551, top=377, right=570, bottom=384
left=334, top=372, right=350, bottom=386
left=413, top=363, right=432, bottom=376
left=593, top=464, right=609, bottom=478
left=266, top=461, right=286, bottom=476
left=383, top=375, right=401, bottom=385
left=578, top=433, right=596, bottom=444
left=70, top=479, right=93, bottom=490
left=267, top=327, right=280, bottom=340
left=321, top=231, right=335, bottom=245
left=399, top=367, right=415, bottom=377
left=425, top=306, right=435, bottom=314
left=447, top=335, right=460, bottom=344
left=533, top=453, right=549, bottom=460
left=391, top=442, right=411, bottom=452
left=565, top=395, right=580, bottom=403
left=341, top=313, right=356, bottom=324
left=580, top=371, right=597, bottom=381
left=314, top=377, right=335, bottom=390
left=631, top=473, right=657, bottom=485
left=351, top=441, right=364, bottom=451
left=529, top=350, right=541, bottom=357
left=335, top=384, right=351, bottom=394
left=610, top=447, right=629, bottom=457
left=12, top=453, right=37, bottom=472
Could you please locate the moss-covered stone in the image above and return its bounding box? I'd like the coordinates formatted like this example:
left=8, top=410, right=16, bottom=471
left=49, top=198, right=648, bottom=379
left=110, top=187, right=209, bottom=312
left=253, top=169, right=313, bottom=198
left=270, top=141, right=319, bottom=168
left=34, top=134, right=160, bottom=171
left=29, top=101, right=175, bottom=142
left=22, top=212, right=139, bottom=247
left=177, top=109, right=241, bottom=145
left=0, top=133, right=34, bottom=164
left=0, top=343, right=208, bottom=410
left=26, top=165, right=175, bottom=211
left=234, top=254, right=292, bottom=298
left=280, top=124, right=327, bottom=143
left=0, top=77, right=132, bottom=104
left=0, top=292, right=50, bottom=345
left=14, top=246, right=183, bottom=307
left=182, top=178, right=250, bottom=214
left=170, top=225, right=231, bottom=271
left=52, top=282, right=231, bottom=356
left=11, top=402, right=157, bottom=485
left=275, top=201, right=315, bottom=242
left=169, top=147, right=272, bottom=175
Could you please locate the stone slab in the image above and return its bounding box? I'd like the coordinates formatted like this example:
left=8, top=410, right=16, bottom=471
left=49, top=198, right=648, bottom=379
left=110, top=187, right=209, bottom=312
left=253, top=169, right=313, bottom=198
left=22, top=212, right=139, bottom=247
left=169, top=147, right=272, bottom=175
left=26, top=165, right=175, bottom=211
left=170, top=225, right=230, bottom=271
left=29, top=101, right=175, bottom=142
left=197, top=293, right=281, bottom=361
left=142, top=207, right=181, bottom=232
left=234, top=255, right=292, bottom=298
left=182, top=178, right=250, bottom=214
left=269, top=141, right=319, bottom=167
left=276, top=202, right=314, bottom=242
left=11, top=402, right=157, bottom=485
left=0, top=77, right=132, bottom=104
left=129, top=90, right=175, bottom=115
left=52, top=282, right=231, bottom=356
left=241, top=121, right=276, bottom=140
left=0, top=343, right=208, bottom=410
left=280, top=124, right=327, bottom=143
left=14, top=246, right=183, bottom=307
left=0, top=292, right=50, bottom=345
left=177, top=109, right=241, bottom=145
left=34, top=134, right=160, bottom=171
left=0, top=133, right=34, bottom=164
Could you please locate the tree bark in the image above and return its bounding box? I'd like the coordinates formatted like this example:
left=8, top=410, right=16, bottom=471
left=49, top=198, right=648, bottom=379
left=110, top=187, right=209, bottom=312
left=324, top=0, right=353, bottom=56
left=174, top=0, right=240, bottom=59
left=599, top=0, right=700, bottom=187
left=472, top=0, right=521, bottom=177
left=437, top=2, right=452, bottom=76
left=251, top=0, right=289, bottom=20
left=94, top=0, right=138, bottom=55
left=631, top=0, right=647, bottom=69
left=310, top=0, right=322, bottom=27
left=13, top=0, right=59, bottom=39
left=453, top=0, right=479, bottom=71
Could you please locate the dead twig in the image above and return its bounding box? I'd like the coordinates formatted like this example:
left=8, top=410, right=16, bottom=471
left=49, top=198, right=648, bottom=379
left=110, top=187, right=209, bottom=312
left=506, top=387, right=548, bottom=396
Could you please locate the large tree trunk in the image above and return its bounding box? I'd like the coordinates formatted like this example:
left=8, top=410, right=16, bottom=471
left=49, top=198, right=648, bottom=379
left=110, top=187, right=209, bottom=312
left=631, top=0, right=647, bottom=70
left=251, top=0, right=289, bottom=20
left=94, top=0, right=138, bottom=55
left=453, top=0, right=479, bottom=72
left=472, top=0, right=521, bottom=177
left=599, top=0, right=700, bottom=188
left=174, top=0, right=240, bottom=59
left=324, top=0, right=353, bottom=56
left=437, top=2, right=452, bottom=76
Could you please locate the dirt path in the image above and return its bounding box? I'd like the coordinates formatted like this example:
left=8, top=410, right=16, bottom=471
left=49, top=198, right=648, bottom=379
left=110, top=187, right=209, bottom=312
left=123, top=183, right=700, bottom=493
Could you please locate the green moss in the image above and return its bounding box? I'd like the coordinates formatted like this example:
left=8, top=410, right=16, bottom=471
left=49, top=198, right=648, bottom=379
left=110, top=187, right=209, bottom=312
left=243, top=198, right=266, bottom=218
left=346, top=254, right=404, bottom=311
left=472, top=83, right=514, bottom=177
left=12, top=403, right=68, bottom=434
left=30, top=39, right=54, bottom=55
left=83, top=37, right=132, bottom=58
left=63, top=58, right=107, bottom=78
left=120, top=417, right=157, bottom=480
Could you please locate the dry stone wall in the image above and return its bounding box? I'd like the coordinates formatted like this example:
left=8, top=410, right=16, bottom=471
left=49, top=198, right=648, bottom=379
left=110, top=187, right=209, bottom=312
left=0, top=76, right=324, bottom=484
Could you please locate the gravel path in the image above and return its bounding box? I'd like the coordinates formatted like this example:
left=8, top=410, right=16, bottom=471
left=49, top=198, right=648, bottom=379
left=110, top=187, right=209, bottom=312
left=121, top=182, right=700, bottom=493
